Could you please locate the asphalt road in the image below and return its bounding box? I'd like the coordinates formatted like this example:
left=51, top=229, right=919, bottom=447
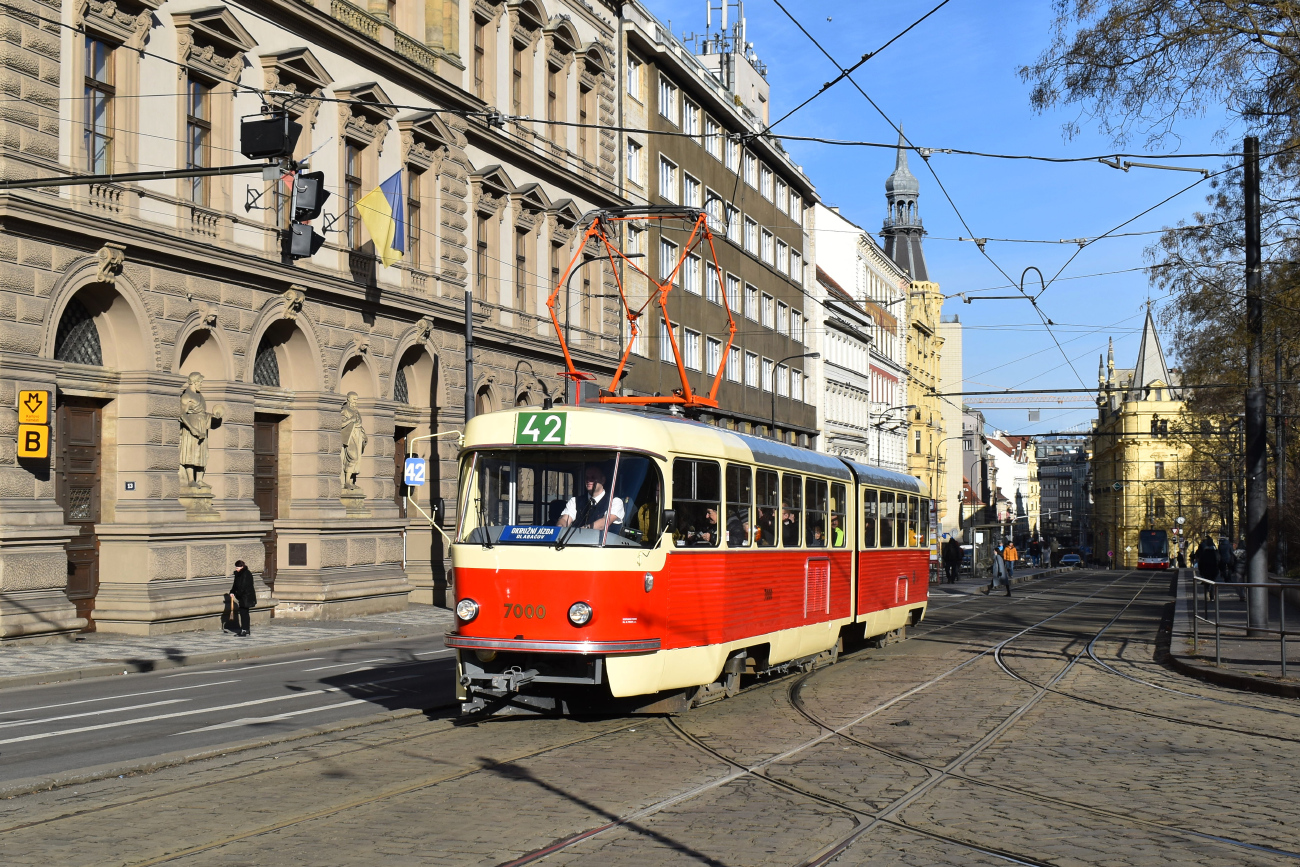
left=0, top=635, right=456, bottom=784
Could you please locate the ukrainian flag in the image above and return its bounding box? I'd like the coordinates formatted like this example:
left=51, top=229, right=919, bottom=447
left=357, top=170, right=406, bottom=267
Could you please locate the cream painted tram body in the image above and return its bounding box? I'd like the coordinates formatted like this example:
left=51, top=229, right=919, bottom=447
left=447, top=406, right=931, bottom=715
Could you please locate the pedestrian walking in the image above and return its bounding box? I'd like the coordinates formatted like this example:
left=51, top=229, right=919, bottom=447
left=1028, top=539, right=1041, bottom=568
left=943, top=536, right=963, bottom=584
left=228, top=560, right=257, bottom=637
left=987, top=544, right=1011, bottom=596
left=1003, top=540, right=1019, bottom=580
left=1196, top=536, right=1219, bottom=601
left=1218, top=538, right=1234, bottom=588
left=1232, top=539, right=1247, bottom=601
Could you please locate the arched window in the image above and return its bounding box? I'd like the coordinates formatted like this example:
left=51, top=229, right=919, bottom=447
left=54, top=296, right=103, bottom=366
left=253, top=333, right=280, bottom=387
left=394, top=365, right=410, bottom=404
left=475, top=385, right=494, bottom=415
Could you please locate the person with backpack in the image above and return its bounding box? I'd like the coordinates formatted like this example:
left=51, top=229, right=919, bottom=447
left=1003, top=540, right=1019, bottom=581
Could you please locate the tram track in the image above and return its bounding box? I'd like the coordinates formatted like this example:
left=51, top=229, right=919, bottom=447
left=15, top=570, right=1287, bottom=867
left=992, top=579, right=1300, bottom=744
left=494, top=571, right=1134, bottom=866
left=789, top=572, right=1300, bottom=864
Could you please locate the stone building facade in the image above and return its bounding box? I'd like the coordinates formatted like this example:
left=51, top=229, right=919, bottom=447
left=812, top=203, right=909, bottom=472
left=0, top=0, right=627, bottom=640
left=880, top=135, right=946, bottom=515
left=1092, top=312, right=1187, bottom=568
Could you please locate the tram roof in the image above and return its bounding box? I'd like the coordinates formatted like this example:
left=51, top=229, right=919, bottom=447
left=464, top=406, right=926, bottom=493
left=840, top=459, right=925, bottom=494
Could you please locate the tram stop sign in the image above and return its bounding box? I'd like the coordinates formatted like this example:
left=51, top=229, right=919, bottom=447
left=403, top=458, right=427, bottom=487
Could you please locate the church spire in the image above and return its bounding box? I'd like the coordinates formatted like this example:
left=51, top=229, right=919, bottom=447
left=881, top=127, right=929, bottom=281
left=1128, top=308, right=1173, bottom=401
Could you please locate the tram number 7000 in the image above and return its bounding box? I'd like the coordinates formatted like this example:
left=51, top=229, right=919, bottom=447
left=503, top=603, right=545, bottom=619
left=514, top=412, right=567, bottom=445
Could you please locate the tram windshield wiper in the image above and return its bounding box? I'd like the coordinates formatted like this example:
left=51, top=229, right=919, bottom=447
left=474, top=496, right=493, bottom=549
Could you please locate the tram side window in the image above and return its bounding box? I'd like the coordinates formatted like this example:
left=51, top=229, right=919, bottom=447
left=672, top=459, right=721, bottom=547
left=805, top=478, right=828, bottom=547
left=862, top=489, right=878, bottom=548
left=879, top=491, right=895, bottom=548
left=830, top=483, right=847, bottom=547
left=919, top=498, right=930, bottom=550
left=726, top=464, right=752, bottom=547
left=755, top=469, right=779, bottom=547
left=901, top=495, right=914, bottom=548
left=781, top=474, right=802, bottom=547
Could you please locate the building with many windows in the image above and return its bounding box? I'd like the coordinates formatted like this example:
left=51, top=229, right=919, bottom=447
left=879, top=134, right=946, bottom=507
left=614, top=1, right=818, bottom=442
left=813, top=204, right=909, bottom=472
left=1091, top=312, right=1187, bottom=568
left=1037, top=436, right=1091, bottom=547
left=0, top=0, right=630, bottom=639
left=814, top=267, right=872, bottom=462
left=937, top=314, right=963, bottom=532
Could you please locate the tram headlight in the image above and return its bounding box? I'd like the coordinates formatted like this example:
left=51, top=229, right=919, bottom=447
left=568, top=601, right=593, bottom=626
left=455, top=598, right=480, bottom=622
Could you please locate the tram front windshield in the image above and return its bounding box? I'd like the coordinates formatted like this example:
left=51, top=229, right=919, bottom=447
left=458, top=450, right=662, bottom=548
left=1138, top=530, right=1168, bottom=558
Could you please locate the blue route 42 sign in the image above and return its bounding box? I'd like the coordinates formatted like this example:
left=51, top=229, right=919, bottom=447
left=403, top=458, right=427, bottom=486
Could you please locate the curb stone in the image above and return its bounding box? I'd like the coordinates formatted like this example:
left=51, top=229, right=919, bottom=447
left=1164, top=568, right=1300, bottom=700
left=0, top=623, right=451, bottom=692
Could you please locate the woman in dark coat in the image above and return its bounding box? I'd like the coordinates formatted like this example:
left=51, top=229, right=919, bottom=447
left=228, top=560, right=257, bottom=637
left=1195, top=537, right=1219, bottom=600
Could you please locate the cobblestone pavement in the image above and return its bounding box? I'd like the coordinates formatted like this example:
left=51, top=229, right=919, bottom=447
left=3, top=570, right=1299, bottom=866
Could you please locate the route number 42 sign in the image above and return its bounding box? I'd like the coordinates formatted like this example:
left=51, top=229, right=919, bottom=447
left=403, top=458, right=427, bottom=486
left=514, top=412, right=567, bottom=445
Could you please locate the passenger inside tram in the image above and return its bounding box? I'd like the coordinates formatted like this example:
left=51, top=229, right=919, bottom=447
left=781, top=503, right=800, bottom=547
left=557, top=464, right=624, bottom=531
left=756, top=507, right=776, bottom=546
left=727, top=507, right=750, bottom=546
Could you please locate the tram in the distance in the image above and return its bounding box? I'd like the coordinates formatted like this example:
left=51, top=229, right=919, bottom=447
left=445, top=405, right=931, bottom=716
left=1137, top=529, right=1171, bottom=570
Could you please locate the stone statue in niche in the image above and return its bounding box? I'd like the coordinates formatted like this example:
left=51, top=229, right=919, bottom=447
left=339, top=391, right=367, bottom=492
left=178, top=372, right=223, bottom=490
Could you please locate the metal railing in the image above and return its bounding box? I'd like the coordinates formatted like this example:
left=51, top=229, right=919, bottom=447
left=1190, top=575, right=1297, bottom=677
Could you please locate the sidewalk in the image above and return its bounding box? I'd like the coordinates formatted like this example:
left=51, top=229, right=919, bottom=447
left=0, top=605, right=456, bottom=690
left=1168, top=569, right=1300, bottom=698
left=931, top=564, right=1072, bottom=596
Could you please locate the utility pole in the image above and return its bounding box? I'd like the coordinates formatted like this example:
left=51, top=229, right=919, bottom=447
left=1244, top=135, right=1268, bottom=632
left=464, top=285, right=475, bottom=424
left=1278, top=326, right=1288, bottom=576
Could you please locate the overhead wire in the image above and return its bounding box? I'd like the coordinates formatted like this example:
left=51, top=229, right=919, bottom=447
left=766, top=0, right=1094, bottom=395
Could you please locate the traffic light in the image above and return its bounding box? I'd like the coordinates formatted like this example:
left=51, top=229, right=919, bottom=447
left=240, top=114, right=302, bottom=160
left=286, top=171, right=330, bottom=260
left=293, top=171, right=329, bottom=221
left=287, top=222, right=326, bottom=258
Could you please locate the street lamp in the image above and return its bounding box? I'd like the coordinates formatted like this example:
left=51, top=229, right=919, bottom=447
left=871, top=403, right=917, bottom=468
left=771, top=351, right=819, bottom=440
left=562, top=252, right=644, bottom=403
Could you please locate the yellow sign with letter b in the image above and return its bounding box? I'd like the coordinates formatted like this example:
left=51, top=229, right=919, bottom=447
left=17, top=424, right=48, bottom=459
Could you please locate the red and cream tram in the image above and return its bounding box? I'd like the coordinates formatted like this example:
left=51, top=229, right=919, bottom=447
left=446, top=405, right=931, bottom=715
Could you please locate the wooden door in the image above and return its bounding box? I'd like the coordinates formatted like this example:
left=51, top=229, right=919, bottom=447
left=253, top=416, right=280, bottom=588
left=394, top=429, right=412, bottom=517
left=56, top=398, right=102, bottom=629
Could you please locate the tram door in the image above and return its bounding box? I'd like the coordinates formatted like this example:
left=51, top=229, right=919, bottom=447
left=253, top=415, right=280, bottom=588
left=56, top=398, right=102, bottom=629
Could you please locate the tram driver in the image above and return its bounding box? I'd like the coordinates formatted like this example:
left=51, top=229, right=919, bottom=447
left=557, top=463, right=624, bottom=531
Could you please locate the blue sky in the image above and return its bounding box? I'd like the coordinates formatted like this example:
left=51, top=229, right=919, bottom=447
left=649, top=0, right=1237, bottom=436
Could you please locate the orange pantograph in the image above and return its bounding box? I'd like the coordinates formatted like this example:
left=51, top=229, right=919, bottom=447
left=546, top=209, right=735, bottom=409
